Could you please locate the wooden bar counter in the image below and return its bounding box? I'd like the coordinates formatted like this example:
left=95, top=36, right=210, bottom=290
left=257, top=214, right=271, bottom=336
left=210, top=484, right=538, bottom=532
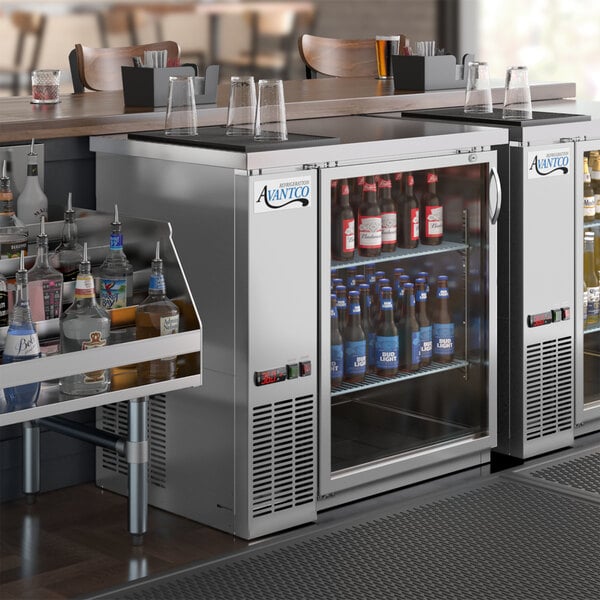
left=0, top=77, right=576, bottom=144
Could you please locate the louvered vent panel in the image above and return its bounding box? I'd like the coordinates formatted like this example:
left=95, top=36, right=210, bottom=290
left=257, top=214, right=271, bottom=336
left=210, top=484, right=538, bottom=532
left=100, top=396, right=168, bottom=488
left=251, top=395, right=316, bottom=519
left=525, top=337, right=573, bottom=441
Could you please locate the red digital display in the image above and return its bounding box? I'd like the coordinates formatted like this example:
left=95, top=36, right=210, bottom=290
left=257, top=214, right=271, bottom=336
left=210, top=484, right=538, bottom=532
left=254, top=367, right=287, bottom=386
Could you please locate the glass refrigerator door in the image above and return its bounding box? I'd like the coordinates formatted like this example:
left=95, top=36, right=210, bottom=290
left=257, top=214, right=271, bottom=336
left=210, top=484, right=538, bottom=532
left=575, top=142, right=600, bottom=428
left=318, top=152, right=498, bottom=496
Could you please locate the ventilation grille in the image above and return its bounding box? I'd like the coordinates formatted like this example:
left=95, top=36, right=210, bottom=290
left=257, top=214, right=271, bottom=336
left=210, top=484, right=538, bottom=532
left=251, top=395, right=316, bottom=519
left=525, top=337, right=573, bottom=441
left=100, top=395, right=168, bottom=488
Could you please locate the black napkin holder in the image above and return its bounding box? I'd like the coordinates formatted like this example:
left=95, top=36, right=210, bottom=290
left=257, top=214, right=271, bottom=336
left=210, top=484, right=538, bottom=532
left=392, top=53, right=474, bottom=91
left=122, top=64, right=220, bottom=108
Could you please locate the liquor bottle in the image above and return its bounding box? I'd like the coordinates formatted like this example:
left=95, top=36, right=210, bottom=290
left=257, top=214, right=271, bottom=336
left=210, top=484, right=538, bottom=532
left=2, top=251, right=41, bottom=410
left=16, top=139, right=48, bottom=225
left=403, top=282, right=420, bottom=372
left=135, top=241, right=180, bottom=384
left=50, top=192, right=84, bottom=282
left=375, top=286, right=399, bottom=377
left=97, top=205, right=134, bottom=309
left=397, top=173, right=419, bottom=249
left=27, top=217, right=63, bottom=321
left=590, top=153, right=600, bottom=219
left=335, top=285, right=348, bottom=326
left=584, top=232, right=599, bottom=326
left=584, top=157, right=595, bottom=223
left=415, top=277, right=432, bottom=367
left=358, top=176, right=382, bottom=257
left=420, top=170, right=443, bottom=245
left=331, top=178, right=355, bottom=261
left=0, top=160, right=28, bottom=259
left=433, top=275, right=455, bottom=363
left=342, top=290, right=366, bottom=383
left=359, top=282, right=375, bottom=374
left=330, top=294, right=344, bottom=387
left=59, top=242, right=111, bottom=396
left=378, top=174, right=397, bottom=252
left=0, top=273, right=7, bottom=327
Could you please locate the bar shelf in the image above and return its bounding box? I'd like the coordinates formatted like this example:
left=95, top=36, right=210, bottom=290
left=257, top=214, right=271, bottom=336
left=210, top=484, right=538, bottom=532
left=583, top=218, right=600, bottom=230
left=584, top=323, right=600, bottom=335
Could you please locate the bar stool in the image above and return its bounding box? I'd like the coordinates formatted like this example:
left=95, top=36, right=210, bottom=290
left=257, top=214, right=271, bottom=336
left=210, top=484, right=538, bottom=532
left=298, top=34, right=377, bottom=79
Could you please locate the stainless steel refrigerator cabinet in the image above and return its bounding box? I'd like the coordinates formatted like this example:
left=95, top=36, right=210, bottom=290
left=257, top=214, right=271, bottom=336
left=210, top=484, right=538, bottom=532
left=91, top=115, right=507, bottom=539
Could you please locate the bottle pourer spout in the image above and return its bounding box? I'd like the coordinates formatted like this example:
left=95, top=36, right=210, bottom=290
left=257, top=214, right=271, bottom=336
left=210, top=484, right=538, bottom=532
left=155, top=241, right=160, bottom=261
left=114, top=204, right=120, bottom=224
left=19, top=250, right=25, bottom=271
left=30, top=138, right=35, bottom=154
left=1, top=160, right=6, bottom=179
left=83, top=242, right=88, bottom=263
left=40, top=215, right=46, bottom=236
left=67, top=192, right=73, bottom=212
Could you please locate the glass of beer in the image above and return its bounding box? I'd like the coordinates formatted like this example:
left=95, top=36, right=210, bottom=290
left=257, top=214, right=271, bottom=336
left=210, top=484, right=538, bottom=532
left=375, top=35, right=400, bottom=80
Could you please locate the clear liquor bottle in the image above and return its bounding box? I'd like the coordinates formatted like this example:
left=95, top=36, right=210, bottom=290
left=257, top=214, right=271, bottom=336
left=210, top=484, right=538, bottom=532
left=16, top=139, right=48, bottom=225
left=135, top=242, right=180, bottom=384
left=0, top=160, right=28, bottom=259
left=50, top=192, right=84, bottom=282
left=59, top=243, right=111, bottom=396
left=97, top=205, right=133, bottom=309
left=28, top=217, right=63, bottom=321
left=2, top=251, right=41, bottom=410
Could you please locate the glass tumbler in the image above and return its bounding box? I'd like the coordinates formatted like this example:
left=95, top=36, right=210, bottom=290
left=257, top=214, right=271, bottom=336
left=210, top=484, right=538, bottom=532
left=165, top=76, right=197, bottom=136
left=502, top=66, right=532, bottom=120
left=254, top=79, right=287, bottom=142
left=464, top=61, right=492, bottom=113
left=226, top=76, right=256, bottom=136
left=31, top=69, right=61, bottom=104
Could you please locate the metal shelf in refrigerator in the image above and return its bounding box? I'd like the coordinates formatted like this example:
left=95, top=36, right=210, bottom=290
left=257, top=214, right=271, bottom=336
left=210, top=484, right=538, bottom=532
left=583, top=219, right=600, bottom=229
left=584, top=323, right=600, bottom=335
left=331, top=359, right=468, bottom=397
left=331, top=241, right=468, bottom=271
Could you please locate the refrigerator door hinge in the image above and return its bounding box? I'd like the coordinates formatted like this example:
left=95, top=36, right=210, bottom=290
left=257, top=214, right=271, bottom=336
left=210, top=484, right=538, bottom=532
left=559, top=136, right=586, bottom=143
left=456, top=147, right=484, bottom=155
left=303, top=161, right=338, bottom=170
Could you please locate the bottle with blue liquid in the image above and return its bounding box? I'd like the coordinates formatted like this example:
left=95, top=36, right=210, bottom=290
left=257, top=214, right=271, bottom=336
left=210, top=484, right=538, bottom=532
left=3, top=251, right=41, bottom=410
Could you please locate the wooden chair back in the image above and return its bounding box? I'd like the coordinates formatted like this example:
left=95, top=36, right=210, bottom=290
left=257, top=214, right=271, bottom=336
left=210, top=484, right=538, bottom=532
left=71, top=40, right=180, bottom=92
left=298, top=34, right=377, bottom=79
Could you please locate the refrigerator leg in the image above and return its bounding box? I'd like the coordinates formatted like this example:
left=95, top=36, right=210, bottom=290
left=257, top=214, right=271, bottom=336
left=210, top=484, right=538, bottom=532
left=127, top=396, right=148, bottom=546
left=22, top=421, right=40, bottom=505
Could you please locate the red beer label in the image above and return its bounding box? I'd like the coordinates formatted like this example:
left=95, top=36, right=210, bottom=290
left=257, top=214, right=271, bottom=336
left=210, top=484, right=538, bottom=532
left=356, top=176, right=366, bottom=185
left=381, top=212, right=397, bottom=244
left=425, top=206, right=443, bottom=238
left=407, top=175, right=415, bottom=186
left=341, top=184, right=350, bottom=195
left=363, top=182, right=377, bottom=193
left=378, top=178, right=392, bottom=189
left=342, top=218, right=355, bottom=252
left=394, top=172, right=403, bottom=182
left=426, top=173, right=438, bottom=184
left=410, top=208, right=419, bottom=240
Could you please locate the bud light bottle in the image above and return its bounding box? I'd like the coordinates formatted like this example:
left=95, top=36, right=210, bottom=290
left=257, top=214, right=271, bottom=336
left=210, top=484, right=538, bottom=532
left=433, top=275, right=454, bottom=363
left=415, top=277, right=432, bottom=367
left=330, top=294, right=343, bottom=387
left=358, top=283, right=375, bottom=374
left=335, top=285, right=347, bottom=326
left=343, top=291, right=366, bottom=383
left=403, top=283, right=421, bottom=372
left=375, top=287, right=399, bottom=377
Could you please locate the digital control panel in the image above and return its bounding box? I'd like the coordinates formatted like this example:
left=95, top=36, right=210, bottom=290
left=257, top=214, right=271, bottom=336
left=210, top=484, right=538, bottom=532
left=527, top=307, right=570, bottom=328
left=254, top=360, right=312, bottom=386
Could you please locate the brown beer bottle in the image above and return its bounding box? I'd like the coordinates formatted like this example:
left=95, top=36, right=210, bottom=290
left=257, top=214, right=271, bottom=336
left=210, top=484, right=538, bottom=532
left=420, top=170, right=443, bottom=246
left=403, top=282, right=421, bottom=372
left=358, top=176, right=382, bottom=257
left=343, top=291, right=366, bottom=383
left=331, top=178, right=355, bottom=261
left=433, top=275, right=454, bottom=363
left=378, top=174, right=397, bottom=252
left=397, top=173, right=419, bottom=249
left=415, top=277, right=432, bottom=367
left=350, top=176, right=365, bottom=224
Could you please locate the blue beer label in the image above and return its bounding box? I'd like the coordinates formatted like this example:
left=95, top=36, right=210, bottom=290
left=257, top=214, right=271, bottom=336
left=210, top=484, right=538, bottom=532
left=433, top=323, right=455, bottom=356
left=410, top=294, right=415, bottom=306
left=420, top=325, right=432, bottom=359
left=376, top=336, right=399, bottom=369
left=344, top=340, right=366, bottom=376
left=330, top=306, right=337, bottom=318
left=411, top=331, right=421, bottom=365
left=437, top=288, right=449, bottom=298
left=348, top=302, right=361, bottom=315
left=417, top=290, right=427, bottom=302
left=381, top=299, right=393, bottom=311
left=367, top=331, right=377, bottom=368
left=331, top=344, right=344, bottom=380
left=149, top=274, right=166, bottom=292
left=110, top=233, right=124, bottom=251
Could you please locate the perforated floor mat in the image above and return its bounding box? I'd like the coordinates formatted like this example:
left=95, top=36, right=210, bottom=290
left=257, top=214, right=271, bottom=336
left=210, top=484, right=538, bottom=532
left=86, top=477, right=600, bottom=600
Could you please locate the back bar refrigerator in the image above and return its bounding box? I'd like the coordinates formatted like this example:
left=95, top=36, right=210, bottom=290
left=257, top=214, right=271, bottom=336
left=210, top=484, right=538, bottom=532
left=398, top=106, right=600, bottom=458
left=91, top=115, right=506, bottom=538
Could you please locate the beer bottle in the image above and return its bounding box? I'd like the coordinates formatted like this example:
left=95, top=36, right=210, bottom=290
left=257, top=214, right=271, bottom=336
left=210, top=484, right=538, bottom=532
left=346, top=266, right=358, bottom=290
left=584, top=157, right=595, bottom=223
left=394, top=275, right=410, bottom=328
left=375, top=286, right=399, bottom=377
left=350, top=176, right=365, bottom=224
left=420, top=170, right=443, bottom=245
left=392, top=172, right=404, bottom=201
left=335, top=285, right=348, bottom=327
left=392, top=267, right=405, bottom=297
left=378, top=174, right=397, bottom=252
left=583, top=281, right=589, bottom=326
left=332, top=178, right=355, bottom=261
left=359, top=283, right=376, bottom=374
left=330, top=294, right=344, bottom=387
left=397, top=173, right=419, bottom=249
left=343, top=290, right=366, bottom=383
left=584, top=231, right=599, bottom=326
left=590, top=153, right=600, bottom=219
left=417, top=271, right=430, bottom=294
left=354, top=273, right=366, bottom=291
left=331, top=277, right=343, bottom=292
left=433, top=275, right=455, bottom=363
left=358, top=176, right=382, bottom=257
left=364, top=263, right=376, bottom=287
left=403, top=283, right=421, bottom=372
left=415, top=277, right=432, bottom=367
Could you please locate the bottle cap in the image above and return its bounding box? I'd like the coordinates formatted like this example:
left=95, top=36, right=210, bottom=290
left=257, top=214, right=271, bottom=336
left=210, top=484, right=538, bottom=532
left=381, top=286, right=392, bottom=293
left=403, top=282, right=414, bottom=289
left=335, top=285, right=346, bottom=292
left=438, top=275, right=448, bottom=281
left=0, top=160, right=10, bottom=193
left=358, top=283, right=370, bottom=290
left=348, top=290, right=359, bottom=298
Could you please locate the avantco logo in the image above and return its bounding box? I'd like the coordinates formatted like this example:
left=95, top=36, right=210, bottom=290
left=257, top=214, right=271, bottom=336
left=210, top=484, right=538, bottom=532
left=528, top=147, right=570, bottom=179
left=254, top=177, right=312, bottom=213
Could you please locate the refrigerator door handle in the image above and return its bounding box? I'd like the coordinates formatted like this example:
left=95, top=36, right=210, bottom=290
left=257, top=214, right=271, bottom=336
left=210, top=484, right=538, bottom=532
left=489, top=166, right=502, bottom=225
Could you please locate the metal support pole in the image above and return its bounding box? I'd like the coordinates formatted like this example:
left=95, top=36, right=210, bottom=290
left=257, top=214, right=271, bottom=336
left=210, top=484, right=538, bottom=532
left=128, top=396, right=148, bottom=546
left=22, top=421, right=40, bottom=504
